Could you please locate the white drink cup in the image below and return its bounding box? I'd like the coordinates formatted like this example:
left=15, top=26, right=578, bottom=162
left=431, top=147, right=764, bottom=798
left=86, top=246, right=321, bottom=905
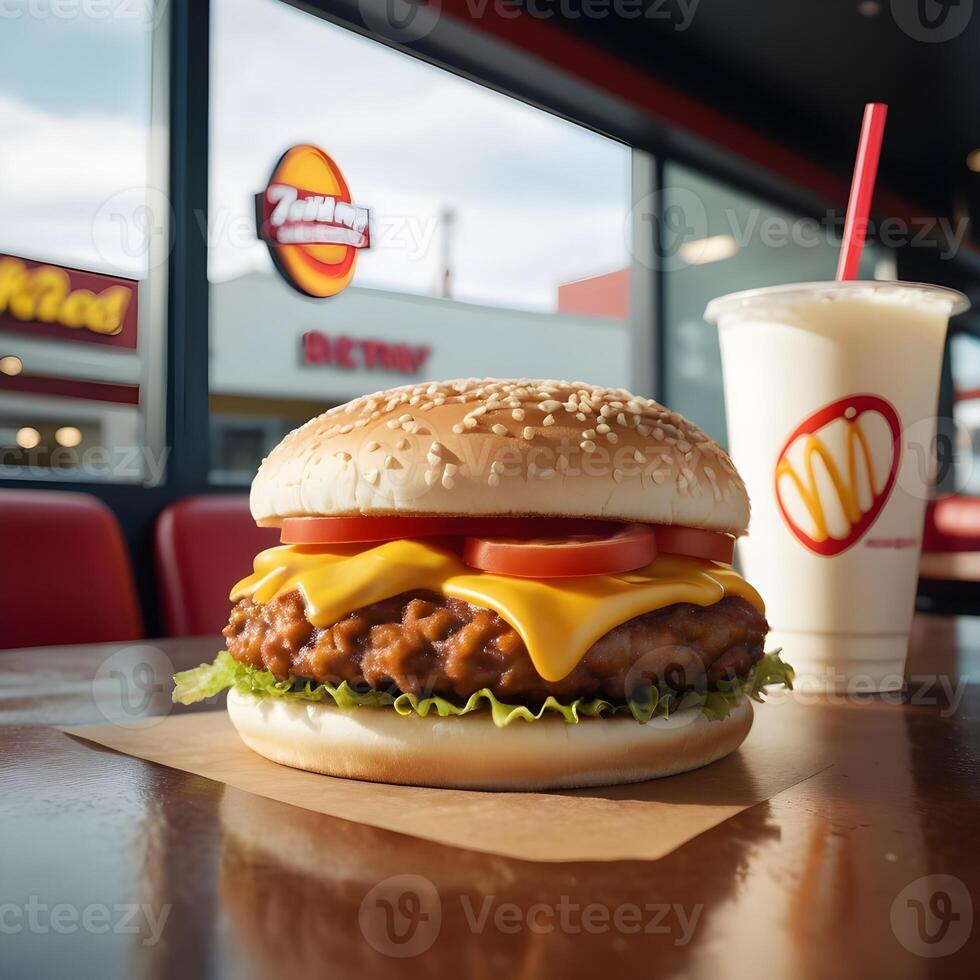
left=705, top=281, right=969, bottom=693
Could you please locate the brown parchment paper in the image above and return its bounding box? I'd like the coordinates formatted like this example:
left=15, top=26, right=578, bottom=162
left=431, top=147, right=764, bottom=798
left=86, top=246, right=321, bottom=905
left=63, top=702, right=828, bottom=863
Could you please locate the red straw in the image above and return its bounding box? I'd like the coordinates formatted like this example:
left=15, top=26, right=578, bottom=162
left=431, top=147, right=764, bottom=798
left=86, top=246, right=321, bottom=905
left=836, top=102, right=888, bottom=281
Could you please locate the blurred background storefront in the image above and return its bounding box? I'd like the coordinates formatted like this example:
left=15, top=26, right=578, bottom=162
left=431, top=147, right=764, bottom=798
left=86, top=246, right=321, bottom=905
left=1, top=0, right=979, bottom=624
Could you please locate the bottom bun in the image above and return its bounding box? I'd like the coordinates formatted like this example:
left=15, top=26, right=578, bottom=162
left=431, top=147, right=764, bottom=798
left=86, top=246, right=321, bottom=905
left=226, top=688, right=753, bottom=790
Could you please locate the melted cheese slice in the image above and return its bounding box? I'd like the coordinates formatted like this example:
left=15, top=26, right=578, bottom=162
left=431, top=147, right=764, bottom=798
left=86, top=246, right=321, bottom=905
left=231, top=541, right=764, bottom=683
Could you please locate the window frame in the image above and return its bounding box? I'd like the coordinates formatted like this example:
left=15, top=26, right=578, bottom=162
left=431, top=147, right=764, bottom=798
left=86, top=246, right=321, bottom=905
left=3, top=0, right=977, bottom=631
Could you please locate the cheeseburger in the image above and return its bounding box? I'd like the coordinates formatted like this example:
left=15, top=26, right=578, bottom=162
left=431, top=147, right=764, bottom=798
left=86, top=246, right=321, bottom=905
left=174, top=379, right=792, bottom=789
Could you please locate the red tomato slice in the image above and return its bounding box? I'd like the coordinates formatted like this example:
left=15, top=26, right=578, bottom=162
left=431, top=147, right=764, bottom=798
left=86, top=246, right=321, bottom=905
left=280, top=515, right=622, bottom=545
left=462, top=524, right=658, bottom=578
left=652, top=525, right=735, bottom=564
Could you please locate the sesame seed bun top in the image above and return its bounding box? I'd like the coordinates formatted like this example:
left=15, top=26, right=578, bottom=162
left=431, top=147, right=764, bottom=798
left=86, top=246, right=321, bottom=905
left=249, top=378, right=750, bottom=534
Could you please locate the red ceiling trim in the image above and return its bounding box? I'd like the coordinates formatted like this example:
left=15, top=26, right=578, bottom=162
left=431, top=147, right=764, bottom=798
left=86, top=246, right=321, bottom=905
left=0, top=373, right=140, bottom=406
left=439, top=0, right=919, bottom=222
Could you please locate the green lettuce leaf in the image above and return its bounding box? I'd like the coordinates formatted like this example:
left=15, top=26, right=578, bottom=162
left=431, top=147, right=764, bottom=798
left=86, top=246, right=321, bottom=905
left=173, top=650, right=793, bottom=728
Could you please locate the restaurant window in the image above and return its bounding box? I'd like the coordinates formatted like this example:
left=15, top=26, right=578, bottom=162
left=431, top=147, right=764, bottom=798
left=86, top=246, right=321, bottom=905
left=950, top=331, right=980, bottom=496
left=0, top=4, right=167, bottom=485
left=661, top=163, right=887, bottom=446
left=208, top=0, right=636, bottom=482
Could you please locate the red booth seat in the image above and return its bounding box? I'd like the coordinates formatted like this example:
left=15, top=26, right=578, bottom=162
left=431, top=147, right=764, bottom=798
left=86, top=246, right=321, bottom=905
left=923, top=497, right=980, bottom=553
left=0, top=489, right=143, bottom=650
left=155, top=495, right=279, bottom=637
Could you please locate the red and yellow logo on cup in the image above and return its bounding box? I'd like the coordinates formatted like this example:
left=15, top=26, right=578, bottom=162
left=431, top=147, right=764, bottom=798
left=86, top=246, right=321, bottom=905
left=774, top=394, right=901, bottom=557
left=255, top=144, right=370, bottom=298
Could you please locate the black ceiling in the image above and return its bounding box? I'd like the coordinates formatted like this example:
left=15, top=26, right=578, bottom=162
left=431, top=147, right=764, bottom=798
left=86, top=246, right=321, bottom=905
left=546, top=0, right=979, bottom=234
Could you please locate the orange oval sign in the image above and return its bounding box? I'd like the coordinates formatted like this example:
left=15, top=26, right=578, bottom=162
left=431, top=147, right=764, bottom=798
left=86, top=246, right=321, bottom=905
left=774, top=394, right=901, bottom=557
left=255, top=144, right=370, bottom=298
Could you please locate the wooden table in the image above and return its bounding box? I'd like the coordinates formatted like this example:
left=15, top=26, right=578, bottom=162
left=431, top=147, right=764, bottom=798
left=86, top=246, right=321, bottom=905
left=2, top=620, right=979, bottom=978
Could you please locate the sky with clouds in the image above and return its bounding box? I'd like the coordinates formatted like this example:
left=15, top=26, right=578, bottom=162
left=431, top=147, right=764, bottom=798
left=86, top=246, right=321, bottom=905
left=0, top=0, right=632, bottom=312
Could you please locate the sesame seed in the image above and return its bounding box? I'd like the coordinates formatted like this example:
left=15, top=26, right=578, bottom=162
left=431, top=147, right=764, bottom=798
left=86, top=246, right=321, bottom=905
left=575, top=412, right=587, bottom=422
left=596, top=423, right=610, bottom=434
left=539, top=399, right=560, bottom=413
left=464, top=417, right=478, bottom=429
left=512, top=408, right=525, bottom=421
left=396, top=438, right=410, bottom=450
left=468, top=405, right=488, bottom=417
left=522, top=427, right=535, bottom=440
left=633, top=449, right=647, bottom=463
left=444, top=463, right=459, bottom=477
left=338, top=424, right=353, bottom=434
left=398, top=414, right=412, bottom=423
left=606, top=432, right=618, bottom=443
left=426, top=452, right=440, bottom=466
left=543, top=414, right=556, bottom=427
left=424, top=470, right=437, bottom=486
left=384, top=455, right=398, bottom=469
left=452, top=424, right=464, bottom=434
left=386, top=420, right=400, bottom=430
left=442, top=473, right=455, bottom=489
left=637, top=424, right=651, bottom=436
left=613, top=469, right=624, bottom=483
left=582, top=429, right=596, bottom=440
left=334, top=451, right=351, bottom=461
left=364, top=469, right=380, bottom=485
left=653, top=427, right=665, bottom=440
left=581, top=440, right=597, bottom=453
left=491, top=461, right=504, bottom=474
left=492, top=424, right=508, bottom=436
left=652, top=470, right=667, bottom=484
left=365, top=441, right=380, bottom=452
left=678, top=440, right=692, bottom=452
left=429, top=442, right=442, bottom=455
left=488, top=473, right=500, bottom=487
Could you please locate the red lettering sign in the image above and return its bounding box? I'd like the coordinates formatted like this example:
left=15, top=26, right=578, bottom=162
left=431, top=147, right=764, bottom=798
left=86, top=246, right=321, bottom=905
left=301, top=331, right=431, bottom=375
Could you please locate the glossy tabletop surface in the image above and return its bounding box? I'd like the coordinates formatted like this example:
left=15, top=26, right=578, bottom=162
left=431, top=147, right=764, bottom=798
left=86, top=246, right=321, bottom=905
left=2, top=617, right=979, bottom=979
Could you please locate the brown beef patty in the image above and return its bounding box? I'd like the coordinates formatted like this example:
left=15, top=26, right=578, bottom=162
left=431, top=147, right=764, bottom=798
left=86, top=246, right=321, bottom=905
left=224, top=591, right=769, bottom=706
